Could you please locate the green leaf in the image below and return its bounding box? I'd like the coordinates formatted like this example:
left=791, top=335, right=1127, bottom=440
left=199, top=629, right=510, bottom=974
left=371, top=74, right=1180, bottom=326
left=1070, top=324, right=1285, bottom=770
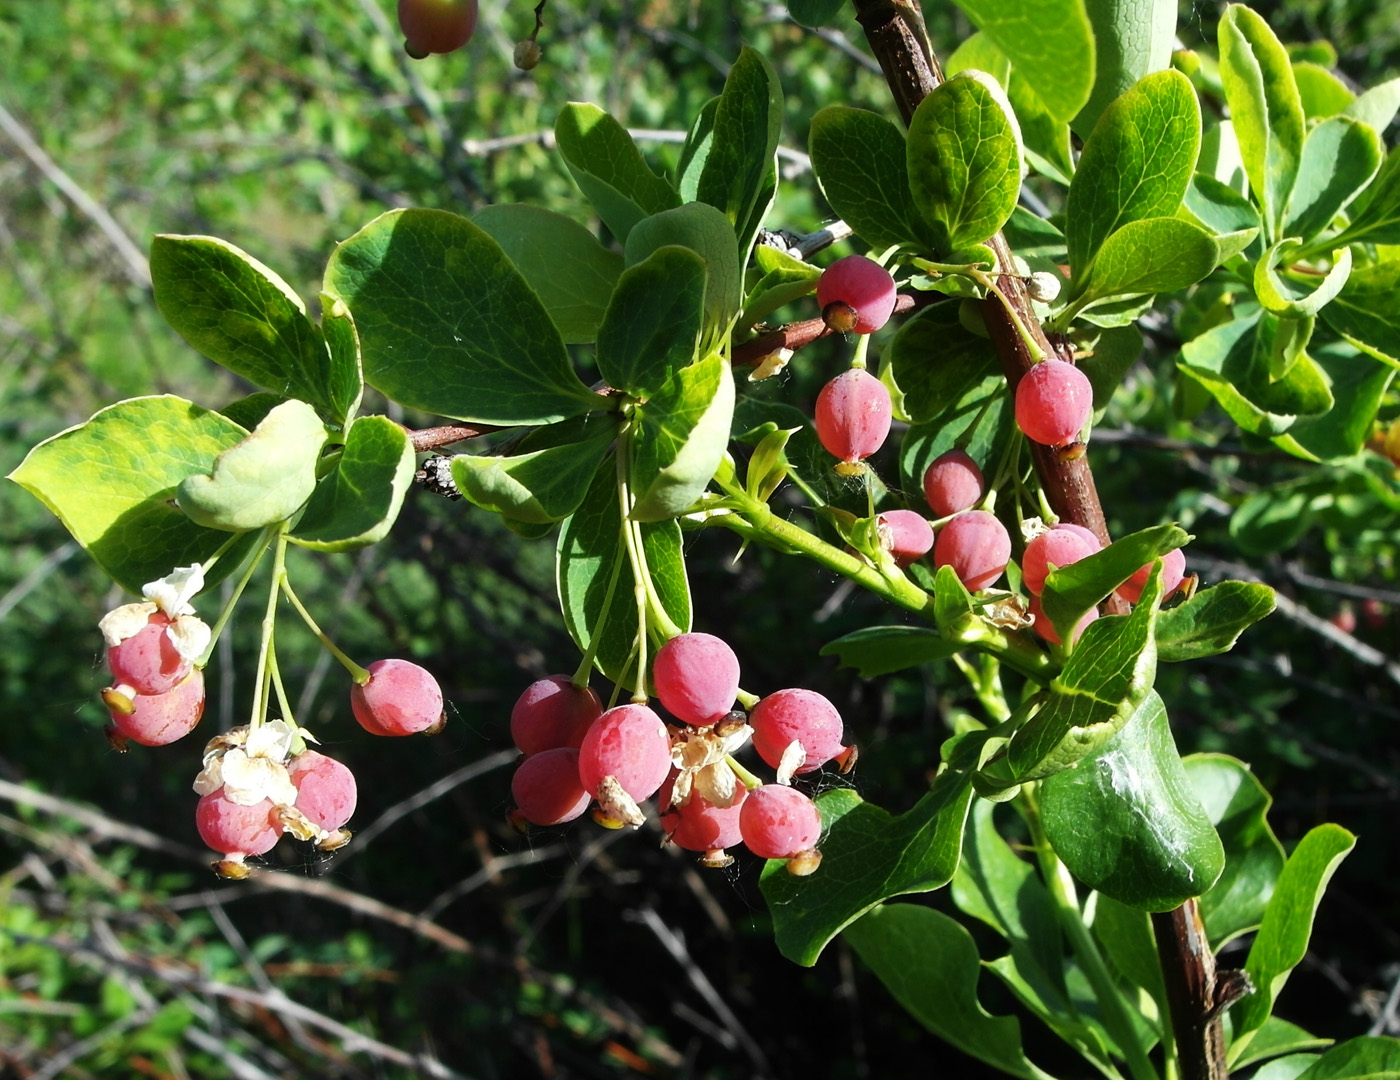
left=760, top=777, right=974, bottom=966
left=1230, top=488, right=1315, bottom=554
left=596, top=247, right=706, bottom=396
left=933, top=563, right=976, bottom=634
left=1041, top=522, right=1189, bottom=633
left=1344, top=76, right=1400, bottom=132
left=1009, top=563, right=1162, bottom=781
left=844, top=904, right=1056, bottom=1080
left=1256, top=1056, right=1327, bottom=1080
left=177, top=400, right=327, bottom=532
left=787, top=0, right=846, bottom=28
left=1293, top=62, right=1355, bottom=119
left=1041, top=690, right=1225, bottom=910
left=1230, top=824, right=1357, bottom=1050
left=1067, top=69, right=1201, bottom=281
left=907, top=71, right=1024, bottom=254
left=1183, top=754, right=1286, bottom=947
left=1293, top=1037, right=1400, bottom=1080
left=739, top=245, right=822, bottom=333
left=629, top=354, right=735, bottom=522
left=625, top=203, right=743, bottom=347
left=675, top=96, right=719, bottom=204
left=820, top=625, right=963, bottom=676
left=1073, top=217, right=1221, bottom=308
left=317, top=292, right=364, bottom=426
left=889, top=304, right=999, bottom=423
left=150, top=235, right=345, bottom=424
left=556, top=459, right=690, bottom=685
left=809, top=106, right=927, bottom=252
left=695, top=46, right=783, bottom=253
left=1072, top=0, right=1176, bottom=137
left=289, top=415, right=415, bottom=551
left=1218, top=5, right=1306, bottom=237
left=8, top=396, right=254, bottom=593
left=1282, top=117, right=1383, bottom=241
left=1183, top=172, right=1262, bottom=242
left=1233, top=1017, right=1333, bottom=1070
left=899, top=373, right=1011, bottom=494
left=1319, top=260, right=1400, bottom=368
left=1004, top=206, right=1067, bottom=260
left=1156, top=581, right=1276, bottom=661
left=1079, top=325, right=1143, bottom=411
left=452, top=416, right=617, bottom=524
left=554, top=103, right=680, bottom=243
left=325, top=209, right=601, bottom=425
left=1255, top=241, right=1352, bottom=319
left=471, top=203, right=624, bottom=345
left=1092, top=894, right=1167, bottom=1004
left=948, top=0, right=1094, bottom=124
left=1273, top=340, right=1396, bottom=462
left=1009, top=71, right=1077, bottom=185
left=1341, top=149, right=1400, bottom=245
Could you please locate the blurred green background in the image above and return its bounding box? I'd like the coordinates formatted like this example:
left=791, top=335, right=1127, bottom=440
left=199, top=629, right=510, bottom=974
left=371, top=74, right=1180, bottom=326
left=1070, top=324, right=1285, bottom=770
left=1, top=1, right=1397, bottom=1077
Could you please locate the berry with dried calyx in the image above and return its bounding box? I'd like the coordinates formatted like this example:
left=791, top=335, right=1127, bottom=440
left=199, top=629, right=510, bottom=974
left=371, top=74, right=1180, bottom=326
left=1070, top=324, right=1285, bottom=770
left=922, top=449, right=984, bottom=518
left=103, top=668, right=206, bottom=747
left=397, top=0, right=478, bottom=58
left=577, top=704, right=672, bottom=805
left=814, top=368, right=892, bottom=475
left=749, top=688, right=851, bottom=778
left=1117, top=548, right=1187, bottom=604
left=1015, top=359, right=1093, bottom=448
left=510, top=675, right=602, bottom=755
left=196, top=788, right=282, bottom=866
left=933, top=510, right=1011, bottom=592
left=351, top=659, right=445, bottom=736
left=739, top=784, right=822, bottom=871
left=510, top=748, right=590, bottom=827
left=660, top=775, right=749, bottom=867
left=104, top=610, right=191, bottom=696
left=875, top=510, right=934, bottom=568
left=652, top=633, right=741, bottom=727
left=1022, top=523, right=1101, bottom=597
left=287, top=751, right=358, bottom=835
left=816, top=255, right=897, bottom=335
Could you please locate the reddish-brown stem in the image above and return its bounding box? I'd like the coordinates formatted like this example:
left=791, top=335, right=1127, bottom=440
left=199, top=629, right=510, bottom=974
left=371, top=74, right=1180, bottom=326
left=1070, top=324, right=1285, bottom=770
left=731, top=291, right=929, bottom=367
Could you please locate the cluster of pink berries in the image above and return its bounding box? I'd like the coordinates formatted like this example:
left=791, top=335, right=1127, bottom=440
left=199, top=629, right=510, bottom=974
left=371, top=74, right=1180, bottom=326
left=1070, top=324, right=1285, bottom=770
left=507, top=633, right=854, bottom=873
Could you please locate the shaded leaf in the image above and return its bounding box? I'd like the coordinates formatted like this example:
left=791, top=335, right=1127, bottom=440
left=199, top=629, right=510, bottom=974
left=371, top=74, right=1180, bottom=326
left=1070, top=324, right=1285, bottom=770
left=1319, top=259, right=1400, bottom=368
left=596, top=246, right=706, bottom=396
left=1292, top=1037, right=1400, bottom=1080
left=820, top=625, right=962, bottom=677
left=290, top=415, right=415, bottom=551
left=889, top=304, right=999, bottom=423
left=1156, top=581, right=1276, bottom=661
left=810, top=106, right=927, bottom=252
left=452, top=416, right=616, bottom=524
left=625, top=203, right=743, bottom=347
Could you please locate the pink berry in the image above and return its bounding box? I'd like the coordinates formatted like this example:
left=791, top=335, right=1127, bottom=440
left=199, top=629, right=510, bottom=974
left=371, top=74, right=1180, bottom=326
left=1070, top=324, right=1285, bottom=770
left=511, top=748, right=591, bottom=826
left=1015, top=360, right=1093, bottom=448
left=816, top=255, right=898, bottom=335
left=397, top=0, right=479, bottom=58
left=510, top=675, right=602, bottom=755
left=351, top=659, right=444, bottom=736
left=104, top=668, right=206, bottom=747
left=739, top=785, right=822, bottom=860
left=1362, top=598, right=1387, bottom=629
left=577, top=704, right=672, bottom=802
left=1117, top=548, right=1187, bottom=604
left=749, top=688, right=848, bottom=775
left=652, top=633, right=741, bottom=726
left=875, top=510, right=934, bottom=568
left=1029, top=595, right=1099, bottom=647
left=1022, top=524, right=1102, bottom=597
left=288, top=751, right=358, bottom=833
left=661, top=780, right=749, bottom=858
left=1331, top=606, right=1357, bottom=634
left=922, top=449, right=985, bottom=518
left=814, top=368, right=892, bottom=472
left=107, top=611, right=191, bottom=696
left=196, top=788, right=282, bottom=859
left=933, top=510, right=1011, bottom=592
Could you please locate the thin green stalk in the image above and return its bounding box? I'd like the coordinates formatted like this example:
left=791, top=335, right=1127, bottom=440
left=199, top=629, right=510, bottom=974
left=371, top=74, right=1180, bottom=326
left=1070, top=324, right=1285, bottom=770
left=615, top=430, right=652, bottom=704
left=268, top=641, right=297, bottom=729
left=279, top=568, right=370, bottom=684
left=571, top=543, right=626, bottom=687
left=726, top=755, right=763, bottom=790
left=198, top=527, right=276, bottom=667
left=247, top=531, right=290, bottom=732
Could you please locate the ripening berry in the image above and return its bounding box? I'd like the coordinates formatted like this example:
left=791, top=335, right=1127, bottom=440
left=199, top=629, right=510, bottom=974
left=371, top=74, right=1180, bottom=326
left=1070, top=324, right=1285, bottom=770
left=513, top=39, right=541, bottom=70
left=750, top=688, right=848, bottom=776
left=1331, top=606, right=1358, bottom=634
left=652, top=633, right=741, bottom=726
left=288, top=751, right=358, bottom=834
left=104, top=668, right=206, bottom=747
left=1029, top=595, right=1099, bottom=647
left=196, top=788, right=282, bottom=859
left=351, top=659, right=445, bottom=736
left=1015, top=359, right=1093, bottom=448
left=1362, top=597, right=1388, bottom=629
left=739, top=784, right=822, bottom=860
left=577, top=704, right=672, bottom=802
left=816, top=255, right=898, bottom=335
left=661, top=778, right=748, bottom=862
left=933, top=510, right=1011, bottom=592
left=814, top=368, right=892, bottom=474
left=1022, top=524, right=1101, bottom=597
left=511, top=748, right=591, bottom=826
left=875, top=510, right=934, bottom=568
left=1116, top=548, right=1187, bottom=604
left=106, top=611, right=191, bottom=696
left=398, top=0, right=479, bottom=57
left=510, top=675, right=602, bottom=755
left=922, top=449, right=985, bottom=518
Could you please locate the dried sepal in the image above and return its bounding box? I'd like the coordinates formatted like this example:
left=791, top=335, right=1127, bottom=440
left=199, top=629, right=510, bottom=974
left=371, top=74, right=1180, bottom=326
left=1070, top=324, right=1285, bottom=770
left=211, top=858, right=252, bottom=881
left=595, top=775, right=646, bottom=827
left=775, top=739, right=807, bottom=786
left=786, top=848, right=822, bottom=876
left=698, top=848, right=735, bottom=869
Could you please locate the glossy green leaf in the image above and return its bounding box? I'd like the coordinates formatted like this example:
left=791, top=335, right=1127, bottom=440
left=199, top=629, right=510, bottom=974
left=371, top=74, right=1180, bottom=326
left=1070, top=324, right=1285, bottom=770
left=1041, top=522, right=1189, bottom=633
left=1156, top=581, right=1276, bottom=661
left=760, top=778, right=974, bottom=966
left=1273, top=340, right=1396, bottom=462
left=949, top=0, right=1093, bottom=124
left=1003, top=206, right=1067, bottom=260
left=695, top=46, right=782, bottom=251
left=1293, top=1037, right=1400, bottom=1080
left=675, top=96, right=719, bottom=204
left=810, top=106, right=927, bottom=252
left=625, top=203, right=743, bottom=346
left=1344, top=76, right=1400, bottom=132
left=1067, top=69, right=1200, bottom=281
left=1073, top=217, right=1221, bottom=308
left=556, top=460, right=690, bottom=686
left=739, top=245, right=821, bottom=333
left=1041, top=691, right=1225, bottom=910
left=889, top=304, right=999, bottom=423
left=820, top=625, right=963, bottom=676
left=177, top=399, right=327, bottom=532
left=844, top=904, right=1056, bottom=1080
left=150, top=235, right=346, bottom=424
left=471, top=203, right=624, bottom=345
left=554, top=103, right=680, bottom=243
left=1256, top=1056, right=1327, bottom=1080
left=1230, top=824, right=1357, bottom=1051
left=1341, top=150, right=1400, bottom=246
left=787, top=0, right=846, bottom=28
left=325, top=209, right=601, bottom=425
left=596, top=247, right=706, bottom=396
left=1233, top=1018, right=1333, bottom=1070
left=1218, top=5, right=1306, bottom=236
left=452, top=417, right=617, bottom=525
left=8, top=396, right=254, bottom=593
left=1293, top=62, right=1355, bottom=119
left=899, top=373, right=1011, bottom=494
left=1183, top=172, right=1262, bottom=241
left=1073, top=0, right=1175, bottom=137
left=907, top=71, right=1024, bottom=254
left=317, top=291, right=364, bottom=425
left=1282, top=117, right=1383, bottom=241
left=1092, top=894, right=1167, bottom=1004
left=1320, top=260, right=1400, bottom=368
left=289, top=415, right=415, bottom=551
left=629, top=354, right=735, bottom=522
left=1256, top=241, right=1352, bottom=318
